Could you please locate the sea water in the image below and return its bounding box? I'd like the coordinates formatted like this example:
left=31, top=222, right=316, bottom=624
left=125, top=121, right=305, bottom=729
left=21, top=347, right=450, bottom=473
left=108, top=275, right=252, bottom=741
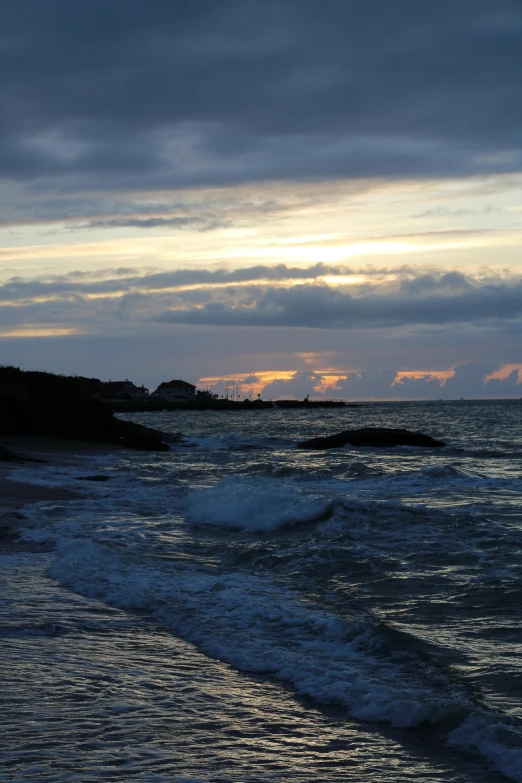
left=2, top=400, right=522, bottom=782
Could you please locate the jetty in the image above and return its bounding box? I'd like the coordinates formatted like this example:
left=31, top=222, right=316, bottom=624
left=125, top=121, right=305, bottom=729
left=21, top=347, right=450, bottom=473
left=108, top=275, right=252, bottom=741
left=108, top=398, right=350, bottom=412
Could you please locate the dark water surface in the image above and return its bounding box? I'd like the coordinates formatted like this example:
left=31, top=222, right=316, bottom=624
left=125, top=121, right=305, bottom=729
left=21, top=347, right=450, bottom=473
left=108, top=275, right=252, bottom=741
left=2, top=401, right=522, bottom=782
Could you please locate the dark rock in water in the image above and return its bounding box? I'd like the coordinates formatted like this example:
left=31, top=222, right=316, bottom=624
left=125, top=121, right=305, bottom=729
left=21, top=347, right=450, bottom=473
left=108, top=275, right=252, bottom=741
left=115, top=420, right=170, bottom=451
left=118, top=433, right=169, bottom=451
left=297, top=427, right=445, bottom=450
left=76, top=474, right=111, bottom=482
left=122, top=425, right=184, bottom=446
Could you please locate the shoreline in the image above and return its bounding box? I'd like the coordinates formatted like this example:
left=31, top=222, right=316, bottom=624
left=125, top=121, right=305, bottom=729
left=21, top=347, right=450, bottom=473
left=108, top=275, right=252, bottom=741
left=0, top=436, right=123, bottom=549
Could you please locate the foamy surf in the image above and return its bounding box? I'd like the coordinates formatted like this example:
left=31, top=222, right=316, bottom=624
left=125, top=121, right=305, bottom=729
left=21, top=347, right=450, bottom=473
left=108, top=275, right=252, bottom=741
left=186, top=476, right=333, bottom=531
left=43, top=533, right=522, bottom=781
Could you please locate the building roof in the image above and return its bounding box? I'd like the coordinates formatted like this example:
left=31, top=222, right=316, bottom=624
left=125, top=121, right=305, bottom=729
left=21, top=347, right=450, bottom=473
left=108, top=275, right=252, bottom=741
left=102, top=380, right=148, bottom=395
left=156, top=379, right=196, bottom=390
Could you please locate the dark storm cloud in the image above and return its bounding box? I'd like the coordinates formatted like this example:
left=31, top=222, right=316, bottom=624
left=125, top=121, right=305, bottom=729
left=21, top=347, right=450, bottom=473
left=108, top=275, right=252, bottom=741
left=156, top=280, right=522, bottom=329
left=1, top=0, right=522, bottom=198
left=399, top=271, right=472, bottom=295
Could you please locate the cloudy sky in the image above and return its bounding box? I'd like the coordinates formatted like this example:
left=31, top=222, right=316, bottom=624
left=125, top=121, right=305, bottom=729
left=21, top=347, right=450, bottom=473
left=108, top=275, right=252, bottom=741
left=2, top=0, right=522, bottom=399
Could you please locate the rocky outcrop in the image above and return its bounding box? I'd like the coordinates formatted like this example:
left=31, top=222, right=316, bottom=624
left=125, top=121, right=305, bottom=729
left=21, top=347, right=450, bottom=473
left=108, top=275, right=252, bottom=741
left=0, top=367, right=176, bottom=452
left=114, top=420, right=171, bottom=451
left=297, top=427, right=445, bottom=450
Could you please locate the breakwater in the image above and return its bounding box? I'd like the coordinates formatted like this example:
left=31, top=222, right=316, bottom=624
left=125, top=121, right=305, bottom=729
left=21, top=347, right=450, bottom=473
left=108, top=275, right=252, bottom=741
left=110, top=399, right=352, bottom=412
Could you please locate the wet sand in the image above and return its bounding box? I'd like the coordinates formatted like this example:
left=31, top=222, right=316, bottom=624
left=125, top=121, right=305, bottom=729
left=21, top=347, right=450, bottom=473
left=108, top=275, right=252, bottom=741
left=0, top=436, right=123, bottom=513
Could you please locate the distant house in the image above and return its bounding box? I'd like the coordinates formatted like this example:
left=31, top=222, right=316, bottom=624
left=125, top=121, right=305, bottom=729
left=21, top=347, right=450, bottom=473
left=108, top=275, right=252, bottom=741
left=151, top=379, right=197, bottom=402
left=101, top=380, right=149, bottom=402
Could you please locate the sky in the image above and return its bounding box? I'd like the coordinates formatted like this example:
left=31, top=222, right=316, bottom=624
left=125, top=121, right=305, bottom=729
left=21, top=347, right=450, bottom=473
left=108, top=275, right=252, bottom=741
left=1, top=0, right=522, bottom=399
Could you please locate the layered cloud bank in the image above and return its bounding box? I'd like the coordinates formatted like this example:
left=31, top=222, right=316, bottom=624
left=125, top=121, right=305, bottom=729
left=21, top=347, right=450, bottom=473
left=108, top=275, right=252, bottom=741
left=1, top=264, right=521, bottom=332
left=1, top=1, right=521, bottom=395
left=0, top=263, right=521, bottom=398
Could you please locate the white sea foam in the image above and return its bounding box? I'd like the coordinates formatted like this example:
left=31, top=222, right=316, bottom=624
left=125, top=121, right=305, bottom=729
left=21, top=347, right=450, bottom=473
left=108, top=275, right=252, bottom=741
left=44, top=533, right=522, bottom=781
left=48, top=536, right=459, bottom=727
left=185, top=476, right=333, bottom=532
left=448, top=715, right=522, bottom=782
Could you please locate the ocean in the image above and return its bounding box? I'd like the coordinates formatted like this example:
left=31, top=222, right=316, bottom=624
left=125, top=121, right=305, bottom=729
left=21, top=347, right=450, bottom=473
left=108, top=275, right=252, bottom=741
left=2, top=400, right=522, bottom=783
